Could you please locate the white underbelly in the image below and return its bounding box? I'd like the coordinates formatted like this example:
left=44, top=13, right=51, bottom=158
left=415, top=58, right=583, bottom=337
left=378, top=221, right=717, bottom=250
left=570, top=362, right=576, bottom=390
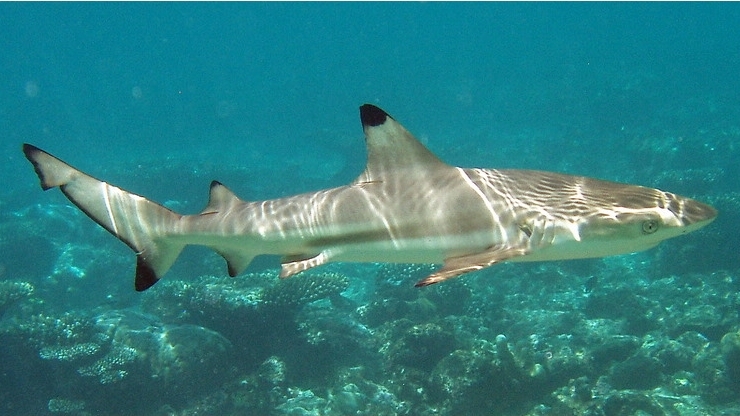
left=325, top=232, right=496, bottom=264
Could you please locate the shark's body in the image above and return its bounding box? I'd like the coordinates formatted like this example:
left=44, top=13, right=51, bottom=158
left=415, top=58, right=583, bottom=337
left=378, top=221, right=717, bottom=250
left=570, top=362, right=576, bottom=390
left=23, top=104, right=716, bottom=291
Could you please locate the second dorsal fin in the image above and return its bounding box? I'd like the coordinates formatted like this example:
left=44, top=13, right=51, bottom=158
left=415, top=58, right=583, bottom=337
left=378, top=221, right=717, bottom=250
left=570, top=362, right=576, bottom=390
left=201, top=181, right=243, bottom=215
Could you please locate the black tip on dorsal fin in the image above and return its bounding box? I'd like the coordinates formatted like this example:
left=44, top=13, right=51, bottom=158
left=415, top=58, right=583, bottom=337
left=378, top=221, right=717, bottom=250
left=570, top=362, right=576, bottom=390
left=360, top=104, right=391, bottom=127
left=354, top=103, right=449, bottom=184
left=202, top=180, right=242, bottom=215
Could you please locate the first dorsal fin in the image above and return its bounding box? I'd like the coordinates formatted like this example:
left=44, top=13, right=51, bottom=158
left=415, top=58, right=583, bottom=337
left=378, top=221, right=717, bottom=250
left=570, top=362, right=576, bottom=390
left=355, top=104, right=448, bottom=183
left=201, top=181, right=242, bottom=215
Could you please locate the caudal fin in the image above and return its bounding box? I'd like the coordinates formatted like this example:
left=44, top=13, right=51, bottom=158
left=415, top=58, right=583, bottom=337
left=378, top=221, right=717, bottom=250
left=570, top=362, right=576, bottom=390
left=22, top=144, right=184, bottom=291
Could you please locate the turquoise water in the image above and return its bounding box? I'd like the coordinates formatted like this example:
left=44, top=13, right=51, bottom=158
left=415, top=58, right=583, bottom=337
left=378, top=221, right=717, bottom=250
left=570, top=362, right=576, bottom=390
left=1, top=3, right=739, bottom=415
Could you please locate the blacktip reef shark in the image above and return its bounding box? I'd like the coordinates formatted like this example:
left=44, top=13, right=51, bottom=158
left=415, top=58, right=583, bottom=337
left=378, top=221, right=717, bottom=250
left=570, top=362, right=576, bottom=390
left=23, top=104, right=717, bottom=291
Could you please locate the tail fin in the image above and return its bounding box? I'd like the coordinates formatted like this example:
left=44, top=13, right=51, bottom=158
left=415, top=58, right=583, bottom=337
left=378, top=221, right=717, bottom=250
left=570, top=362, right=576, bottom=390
left=22, top=144, right=184, bottom=291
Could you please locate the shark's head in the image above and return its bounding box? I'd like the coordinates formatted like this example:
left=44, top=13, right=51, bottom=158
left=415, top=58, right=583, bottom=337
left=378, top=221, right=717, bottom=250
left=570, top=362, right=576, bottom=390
left=574, top=184, right=717, bottom=255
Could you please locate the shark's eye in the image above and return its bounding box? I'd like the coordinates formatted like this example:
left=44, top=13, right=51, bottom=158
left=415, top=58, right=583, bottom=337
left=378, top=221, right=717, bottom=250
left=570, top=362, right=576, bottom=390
left=642, top=220, right=659, bottom=234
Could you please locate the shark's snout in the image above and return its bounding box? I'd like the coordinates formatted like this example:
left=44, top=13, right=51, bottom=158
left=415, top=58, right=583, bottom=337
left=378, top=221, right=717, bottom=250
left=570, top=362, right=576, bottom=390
left=681, top=198, right=718, bottom=225
left=666, top=193, right=717, bottom=229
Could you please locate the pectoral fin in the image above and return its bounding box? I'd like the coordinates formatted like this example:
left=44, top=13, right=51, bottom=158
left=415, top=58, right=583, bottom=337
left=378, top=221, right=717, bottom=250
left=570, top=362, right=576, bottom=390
left=415, top=245, right=531, bottom=287
left=280, top=250, right=335, bottom=278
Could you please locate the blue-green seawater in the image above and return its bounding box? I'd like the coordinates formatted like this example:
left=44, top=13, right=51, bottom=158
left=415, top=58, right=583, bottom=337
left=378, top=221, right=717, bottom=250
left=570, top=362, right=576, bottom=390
left=1, top=3, right=739, bottom=415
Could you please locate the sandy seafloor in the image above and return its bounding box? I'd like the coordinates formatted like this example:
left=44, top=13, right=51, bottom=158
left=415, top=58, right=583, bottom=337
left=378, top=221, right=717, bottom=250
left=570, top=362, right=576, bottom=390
left=1, top=3, right=740, bottom=415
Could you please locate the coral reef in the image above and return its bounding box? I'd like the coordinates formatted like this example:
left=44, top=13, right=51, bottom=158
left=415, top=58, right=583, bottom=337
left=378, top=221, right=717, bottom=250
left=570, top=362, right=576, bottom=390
left=0, top=280, right=34, bottom=316
left=0, top=309, right=233, bottom=414
left=47, top=397, right=85, bottom=414
left=140, top=271, right=349, bottom=325
left=3, top=251, right=740, bottom=416
left=262, top=272, right=349, bottom=310
left=5, top=253, right=740, bottom=415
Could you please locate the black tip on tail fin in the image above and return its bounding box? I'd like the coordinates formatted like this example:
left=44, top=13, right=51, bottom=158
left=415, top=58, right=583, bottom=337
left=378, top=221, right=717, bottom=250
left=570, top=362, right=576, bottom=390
left=23, top=143, right=185, bottom=292
left=360, top=104, right=390, bottom=127
left=135, top=256, right=159, bottom=291
left=22, top=143, right=58, bottom=190
left=22, top=143, right=40, bottom=158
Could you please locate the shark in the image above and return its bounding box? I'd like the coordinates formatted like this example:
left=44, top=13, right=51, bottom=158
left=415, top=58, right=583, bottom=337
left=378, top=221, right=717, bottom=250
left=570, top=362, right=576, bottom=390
left=23, top=104, right=717, bottom=291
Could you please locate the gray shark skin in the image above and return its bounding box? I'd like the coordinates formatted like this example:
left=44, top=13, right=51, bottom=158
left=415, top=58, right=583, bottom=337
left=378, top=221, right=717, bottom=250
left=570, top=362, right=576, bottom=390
left=22, top=104, right=717, bottom=291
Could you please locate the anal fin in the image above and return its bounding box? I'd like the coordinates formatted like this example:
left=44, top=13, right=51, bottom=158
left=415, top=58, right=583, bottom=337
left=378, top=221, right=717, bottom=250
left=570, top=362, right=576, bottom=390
left=415, top=245, right=531, bottom=287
